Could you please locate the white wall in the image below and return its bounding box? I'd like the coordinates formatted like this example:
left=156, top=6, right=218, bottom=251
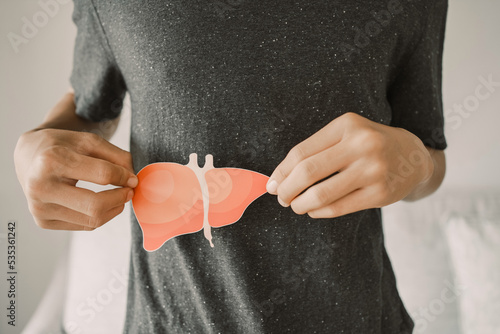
left=440, top=0, right=500, bottom=189
left=0, top=0, right=498, bottom=333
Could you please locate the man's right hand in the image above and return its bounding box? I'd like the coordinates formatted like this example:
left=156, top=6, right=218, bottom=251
left=14, top=116, right=138, bottom=231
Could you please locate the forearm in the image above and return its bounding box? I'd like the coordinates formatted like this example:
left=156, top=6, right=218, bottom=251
left=403, top=147, right=446, bottom=202
left=32, top=90, right=119, bottom=141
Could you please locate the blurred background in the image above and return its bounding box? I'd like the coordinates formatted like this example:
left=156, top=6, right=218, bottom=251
left=1, top=0, right=499, bottom=333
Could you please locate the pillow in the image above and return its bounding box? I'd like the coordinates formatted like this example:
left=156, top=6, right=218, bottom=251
left=442, top=194, right=500, bottom=334
left=383, top=195, right=461, bottom=334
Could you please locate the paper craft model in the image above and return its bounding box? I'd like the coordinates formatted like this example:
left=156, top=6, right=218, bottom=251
left=132, top=153, right=269, bottom=251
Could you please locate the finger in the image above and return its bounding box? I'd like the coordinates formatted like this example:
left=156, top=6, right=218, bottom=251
left=267, top=118, right=345, bottom=194
left=70, top=131, right=135, bottom=173
left=276, top=142, right=352, bottom=205
left=33, top=202, right=126, bottom=229
left=289, top=166, right=364, bottom=214
left=44, top=184, right=133, bottom=218
left=58, top=150, right=137, bottom=187
left=307, top=188, right=374, bottom=219
left=34, top=217, right=96, bottom=231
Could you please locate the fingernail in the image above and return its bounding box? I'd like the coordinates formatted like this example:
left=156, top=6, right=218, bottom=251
left=127, top=175, right=138, bottom=188
left=126, top=189, right=134, bottom=202
left=266, top=179, right=278, bottom=194
left=277, top=196, right=289, bottom=207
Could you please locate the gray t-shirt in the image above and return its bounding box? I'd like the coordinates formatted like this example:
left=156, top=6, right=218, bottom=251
left=70, top=0, right=448, bottom=332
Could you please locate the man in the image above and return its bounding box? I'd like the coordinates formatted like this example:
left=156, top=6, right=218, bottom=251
left=15, top=1, right=447, bottom=332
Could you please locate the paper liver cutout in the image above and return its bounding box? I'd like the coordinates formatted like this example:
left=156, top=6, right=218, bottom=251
left=132, top=153, right=269, bottom=251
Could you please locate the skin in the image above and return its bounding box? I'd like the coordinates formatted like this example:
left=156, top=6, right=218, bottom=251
left=14, top=90, right=138, bottom=231
left=266, top=112, right=446, bottom=218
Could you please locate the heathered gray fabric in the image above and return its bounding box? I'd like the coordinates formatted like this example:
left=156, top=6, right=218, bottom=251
left=70, top=0, right=448, bottom=333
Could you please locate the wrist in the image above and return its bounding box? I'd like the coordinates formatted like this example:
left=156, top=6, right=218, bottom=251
left=420, top=147, right=435, bottom=186
left=403, top=146, right=438, bottom=202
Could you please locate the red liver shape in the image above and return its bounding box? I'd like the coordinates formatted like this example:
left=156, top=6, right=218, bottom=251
left=206, top=168, right=269, bottom=228
left=132, top=155, right=269, bottom=251
left=132, top=163, right=205, bottom=251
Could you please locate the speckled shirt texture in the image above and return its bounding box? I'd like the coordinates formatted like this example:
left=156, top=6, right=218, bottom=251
left=70, top=0, right=448, bottom=333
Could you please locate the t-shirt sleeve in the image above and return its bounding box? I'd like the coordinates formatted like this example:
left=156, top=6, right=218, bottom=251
left=69, top=0, right=127, bottom=122
left=388, top=0, right=448, bottom=150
